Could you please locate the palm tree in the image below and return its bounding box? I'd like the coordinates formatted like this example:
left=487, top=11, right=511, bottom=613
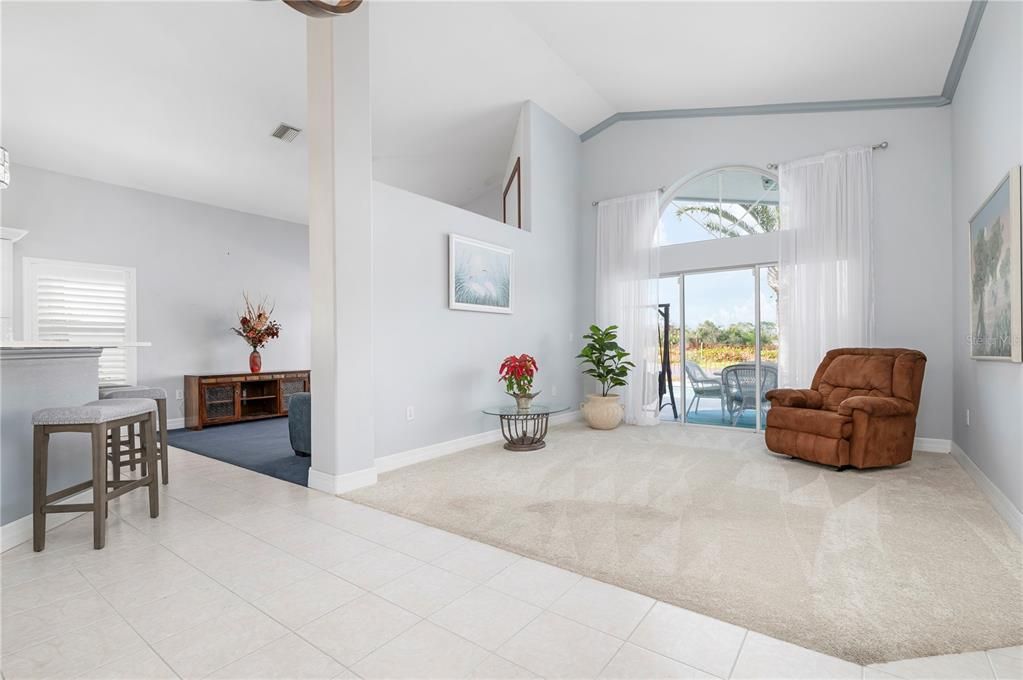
left=676, top=202, right=778, bottom=238
left=675, top=200, right=780, bottom=297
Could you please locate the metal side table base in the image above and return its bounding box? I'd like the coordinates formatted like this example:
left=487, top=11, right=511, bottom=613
left=483, top=404, right=568, bottom=452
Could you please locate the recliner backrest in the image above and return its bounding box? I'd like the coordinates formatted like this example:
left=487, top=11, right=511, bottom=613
left=810, top=348, right=927, bottom=412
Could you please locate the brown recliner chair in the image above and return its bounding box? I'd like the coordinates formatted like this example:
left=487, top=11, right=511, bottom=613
left=764, top=348, right=926, bottom=469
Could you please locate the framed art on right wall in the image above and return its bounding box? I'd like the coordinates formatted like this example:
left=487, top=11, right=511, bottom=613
left=969, top=165, right=1022, bottom=362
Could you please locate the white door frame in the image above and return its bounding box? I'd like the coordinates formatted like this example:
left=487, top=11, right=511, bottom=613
left=675, top=262, right=776, bottom=433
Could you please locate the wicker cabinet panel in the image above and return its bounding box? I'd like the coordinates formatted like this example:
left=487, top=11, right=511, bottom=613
left=205, top=400, right=236, bottom=420
left=281, top=379, right=306, bottom=397
left=280, top=377, right=307, bottom=413
left=202, top=384, right=237, bottom=422
left=204, top=385, right=235, bottom=403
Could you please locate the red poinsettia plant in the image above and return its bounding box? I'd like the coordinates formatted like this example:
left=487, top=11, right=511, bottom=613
left=499, top=354, right=538, bottom=396
left=231, top=294, right=282, bottom=350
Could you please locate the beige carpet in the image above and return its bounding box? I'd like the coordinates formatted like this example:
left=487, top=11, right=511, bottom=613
left=344, top=422, right=1023, bottom=665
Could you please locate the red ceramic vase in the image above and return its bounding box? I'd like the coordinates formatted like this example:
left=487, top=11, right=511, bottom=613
left=249, top=350, right=262, bottom=374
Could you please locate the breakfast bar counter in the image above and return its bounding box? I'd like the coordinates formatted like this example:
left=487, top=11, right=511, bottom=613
left=0, top=342, right=150, bottom=541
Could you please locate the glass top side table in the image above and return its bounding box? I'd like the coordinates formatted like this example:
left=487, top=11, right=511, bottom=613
left=482, top=404, right=569, bottom=451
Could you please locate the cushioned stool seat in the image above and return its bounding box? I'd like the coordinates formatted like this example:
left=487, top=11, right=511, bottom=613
left=101, top=386, right=167, bottom=400
left=33, top=398, right=156, bottom=425
left=101, top=386, right=169, bottom=484
left=98, top=384, right=135, bottom=399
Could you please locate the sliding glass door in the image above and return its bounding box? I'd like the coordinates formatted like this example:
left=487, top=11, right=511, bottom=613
left=658, top=264, right=777, bottom=431
left=759, top=265, right=780, bottom=427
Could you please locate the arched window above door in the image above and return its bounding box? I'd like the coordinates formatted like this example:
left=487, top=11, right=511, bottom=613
left=659, top=166, right=779, bottom=246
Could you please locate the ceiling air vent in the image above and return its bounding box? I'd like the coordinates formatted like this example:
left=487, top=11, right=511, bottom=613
left=271, top=123, right=302, bottom=143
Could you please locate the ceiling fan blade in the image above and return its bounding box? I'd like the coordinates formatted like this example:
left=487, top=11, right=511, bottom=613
left=282, top=0, right=362, bottom=18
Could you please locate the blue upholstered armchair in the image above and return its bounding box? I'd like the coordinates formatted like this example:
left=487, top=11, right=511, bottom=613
left=288, top=392, right=311, bottom=457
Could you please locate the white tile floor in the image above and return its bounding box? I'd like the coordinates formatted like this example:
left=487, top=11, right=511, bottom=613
left=2, top=447, right=1020, bottom=680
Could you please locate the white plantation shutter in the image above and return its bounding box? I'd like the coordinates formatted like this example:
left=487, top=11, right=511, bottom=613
left=23, top=258, right=137, bottom=386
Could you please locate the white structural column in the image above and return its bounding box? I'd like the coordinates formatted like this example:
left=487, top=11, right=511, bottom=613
left=306, top=8, right=376, bottom=493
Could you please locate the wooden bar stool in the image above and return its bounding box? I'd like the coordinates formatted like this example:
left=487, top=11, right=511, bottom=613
left=98, top=384, right=134, bottom=398
left=98, top=385, right=141, bottom=475
left=101, top=386, right=169, bottom=484
left=32, top=398, right=160, bottom=551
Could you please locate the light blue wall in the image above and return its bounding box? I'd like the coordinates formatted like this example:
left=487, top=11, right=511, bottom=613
left=580, top=106, right=955, bottom=440
left=2, top=165, right=312, bottom=424
left=372, top=102, right=583, bottom=458
left=951, top=1, right=1023, bottom=512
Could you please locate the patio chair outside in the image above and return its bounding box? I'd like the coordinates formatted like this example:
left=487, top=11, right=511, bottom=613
left=721, top=363, right=778, bottom=426
left=684, top=361, right=725, bottom=421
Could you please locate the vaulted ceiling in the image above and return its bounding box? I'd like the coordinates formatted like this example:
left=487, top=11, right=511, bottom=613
left=1, top=1, right=970, bottom=224
left=507, top=2, right=969, bottom=112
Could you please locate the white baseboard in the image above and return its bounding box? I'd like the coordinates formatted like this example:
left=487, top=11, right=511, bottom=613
left=949, top=441, right=1022, bottom=540
left=167, top=411, right=581, bottom=496
left=308, top=466, right=379, bottom=495
left=550, top=409, right=582, bottom=426
left=1, top=490, right=93, bottom=553
left=375, top=429, right=503, bottom=474
left=375, top=410, right=582, bottom=474
left=914, top=437, right=951, bottom=453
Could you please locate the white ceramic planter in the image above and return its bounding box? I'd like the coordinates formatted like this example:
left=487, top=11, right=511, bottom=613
left=581, top=394, right=624, bottom=430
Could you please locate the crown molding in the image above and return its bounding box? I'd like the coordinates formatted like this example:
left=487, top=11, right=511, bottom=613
left=942, top=0, right=987, bottom=101
left=580, top=96, right=948, bottom=142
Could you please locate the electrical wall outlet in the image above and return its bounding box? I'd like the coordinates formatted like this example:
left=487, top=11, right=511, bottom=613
left=406, top=406, right=415, bottom=421
left=551, top=385, right=558, bottom=397
left=175, top=389, right=184, bottom=400
left=966, top=408, right=971, bottom=426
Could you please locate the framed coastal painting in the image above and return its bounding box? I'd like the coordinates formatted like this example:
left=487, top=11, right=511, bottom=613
left=449, top=234, right=513, bottom=314
left=969, top=166, right=1022, bottom=362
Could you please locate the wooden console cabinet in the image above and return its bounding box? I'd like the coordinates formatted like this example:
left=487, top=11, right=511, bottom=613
left=184, top=371, right=310, bottom=430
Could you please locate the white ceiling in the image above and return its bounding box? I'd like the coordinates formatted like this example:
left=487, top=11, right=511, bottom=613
left=369, top=1, right=613, bottom=212
left=2, top=1, right=310, bottom=224
left=506, top=1, right=970, bottom=112
left=1, top=1, right=969, bottom=225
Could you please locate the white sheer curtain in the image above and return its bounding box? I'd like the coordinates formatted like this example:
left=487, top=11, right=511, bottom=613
left=595, top=192, right=661, bottom=426
left=777, top=147, right=875, bottom=387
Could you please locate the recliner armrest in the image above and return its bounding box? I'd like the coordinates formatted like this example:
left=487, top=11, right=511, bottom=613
left=765, top=388, right=822, bottom=409
left=837, top=396, right=915, bottom=418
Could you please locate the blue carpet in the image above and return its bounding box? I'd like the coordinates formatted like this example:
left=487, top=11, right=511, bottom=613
left=167, top=418, right=309, bottom=486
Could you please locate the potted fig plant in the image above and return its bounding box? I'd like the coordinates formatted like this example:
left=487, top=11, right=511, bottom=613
left=499, top=354, right=539, bottom=410
left=577, top=325, right=634, bottom=429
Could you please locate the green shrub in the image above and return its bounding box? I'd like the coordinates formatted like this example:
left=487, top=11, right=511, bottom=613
left=665, top=344, right=778, bottom=373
